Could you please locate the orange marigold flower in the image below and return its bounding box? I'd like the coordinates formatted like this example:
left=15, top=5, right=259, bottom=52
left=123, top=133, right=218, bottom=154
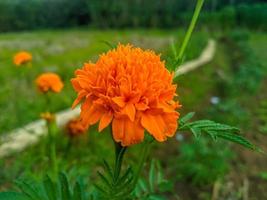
left=13, top=51, right=32, bottom=66
left=71, top=44, right=181, bottom=146
left=66, top=118, right=87, bottom=137
left=40, top=112, right=55, bottom=122
left=36, top=72, right=64, bottom=93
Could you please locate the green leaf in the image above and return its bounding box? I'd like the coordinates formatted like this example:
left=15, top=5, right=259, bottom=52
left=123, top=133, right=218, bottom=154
left=216, top=131, right=257, bottom=151
left=0, top=192, right=29, bottom=200
left=149, top=160, right=156, bottom=193
left=179, top=112, right=261, bottom=151
left=43, top=175, right=57, bottom=200
left=148, top=194, right=167, bottom=200
left=190, top=127, right=201, bottom=138
left=15, top=180, right=43, bottom=200
left=205, top=130, right=218, bottom=141
left=73, top=182, right=83, bottom=200
left=179, top=112, right=195, bottom=124
left=137, top=179, right=149, bottom=193
left=100, top=40, right=115, bottom=49
left=118, top=167, right=133, bottom=185
left=97, top=171, right=112, bottom=188
left=155, top=161, right=164, bottom=183
left=94, top=184, right=107, bottom=195
left=102, top=160, right=113, bottom=179
left=59, top=173, right=71, bottom=200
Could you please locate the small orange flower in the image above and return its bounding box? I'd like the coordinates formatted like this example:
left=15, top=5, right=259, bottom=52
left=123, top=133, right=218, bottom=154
left=71, top=44, right=181, bottom=146
left=36, top=72, right=64, bottom=93
left=66, top=118, right=87, bottom=137
left=41, top=112, right=55, bottom=122
left=13, top=51, right=32, bottom=66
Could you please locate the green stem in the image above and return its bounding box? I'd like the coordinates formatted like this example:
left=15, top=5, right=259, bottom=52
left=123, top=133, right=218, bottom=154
left=177, top=0, right=204, bottom=64
left=113, top=142, right=127, bottom=182
left=47, top=121, right=58, bottom=179
left=44, top=93, right=57, bottom=179
left=132, top=141, right=151, bottom=188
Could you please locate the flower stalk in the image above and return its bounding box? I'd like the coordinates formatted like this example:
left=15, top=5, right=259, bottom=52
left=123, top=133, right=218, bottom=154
left=46, top=119, right=58, bottom=179
left=177, top=0, right=204, bottom=65
left=132, top=140, right=152, bottom=188
left=44, top=93, right=58, bottom=179
left=113, top=142, right=127, bottom=182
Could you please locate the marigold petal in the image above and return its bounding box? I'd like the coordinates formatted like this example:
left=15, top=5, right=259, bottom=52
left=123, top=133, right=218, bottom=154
left=162, top=112, right=179, bottom=137
left=141, top=114, right=167, bottom=142
left=99, top=111, right=113, bottom=132
left=71, top=79, right=82, bottom=92
left=72, top=90, right=87, bottom=108
left=112, top=118, right=125, bottom=142
left=122, top=118, right=144, bottom=146
left=123, top=103, right=136, bottom=121
left=87, top=105, right=104, bottom=125
left=112, top=96, right=126, bottom=107
left=80, top=98, right=93, bottom=127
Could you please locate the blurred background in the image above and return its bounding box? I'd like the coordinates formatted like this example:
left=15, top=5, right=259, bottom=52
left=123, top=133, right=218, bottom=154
left=0, top=0, right=266, bottom=199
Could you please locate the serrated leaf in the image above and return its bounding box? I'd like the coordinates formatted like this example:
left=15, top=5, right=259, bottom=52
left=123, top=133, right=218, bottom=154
left=0, top=192, right=29, bottom=200
left=187, top=120, right=218, bottom=128
left=59, top=173, right=71, bottom=200
left=97, top=171, right=112, bottom=188
left=94, top=184, right=108, bottom=195
left=118, top=167, right=133, bottom=185
left=114, top=175, right=133, bottom=193
left=43, top=175, right=57, bottom=200
left=15, top=180, right=43, bottom=200
left=205, top=130, right=218, bottom=141
left=216, top=131, right=257, bottom=150
left=102, top=160, right=113, bottom=179
left=179, top=112, right=195, bottom=124
left=180, top=115, right=260, bottom=151
left=190, top=127, right=201, bottom=138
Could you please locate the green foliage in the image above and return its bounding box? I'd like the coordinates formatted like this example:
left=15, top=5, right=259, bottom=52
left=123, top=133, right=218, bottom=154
left=0, top=192, right=28, bottom=200
left=133, top=159, right=175, bottom=200
left=257, top=101, right=267, bottom=134
left=0, top=173, right=89, bottom=200
left=179, top=112, right=258, bottom=151
left=259, top=172, right=267, bottom=181
left=176, top=138, right=231, bottom=185
left=227, top=30, right=267, bottom=94
left=0, top=1, right=266, bottom=31
left=95, top=159, right=134, bottom=200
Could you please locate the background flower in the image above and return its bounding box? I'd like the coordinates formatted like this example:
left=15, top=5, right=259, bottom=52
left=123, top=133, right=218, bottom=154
left=13, top=51, right=32, bottom=66
left=66, top=118, right=87, bottom=137
left=36, top=72, right=64, bottom=93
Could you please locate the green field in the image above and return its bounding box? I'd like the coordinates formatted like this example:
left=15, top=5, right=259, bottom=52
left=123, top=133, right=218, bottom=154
left=1, top=28, right=267, bottom=199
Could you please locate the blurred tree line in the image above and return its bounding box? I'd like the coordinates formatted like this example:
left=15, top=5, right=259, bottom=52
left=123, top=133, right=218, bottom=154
left=0, top=0, right=266, bottom=32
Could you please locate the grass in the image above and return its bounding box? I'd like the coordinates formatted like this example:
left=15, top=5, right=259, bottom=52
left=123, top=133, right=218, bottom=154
left=0, top=28, right=208, bottom=134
